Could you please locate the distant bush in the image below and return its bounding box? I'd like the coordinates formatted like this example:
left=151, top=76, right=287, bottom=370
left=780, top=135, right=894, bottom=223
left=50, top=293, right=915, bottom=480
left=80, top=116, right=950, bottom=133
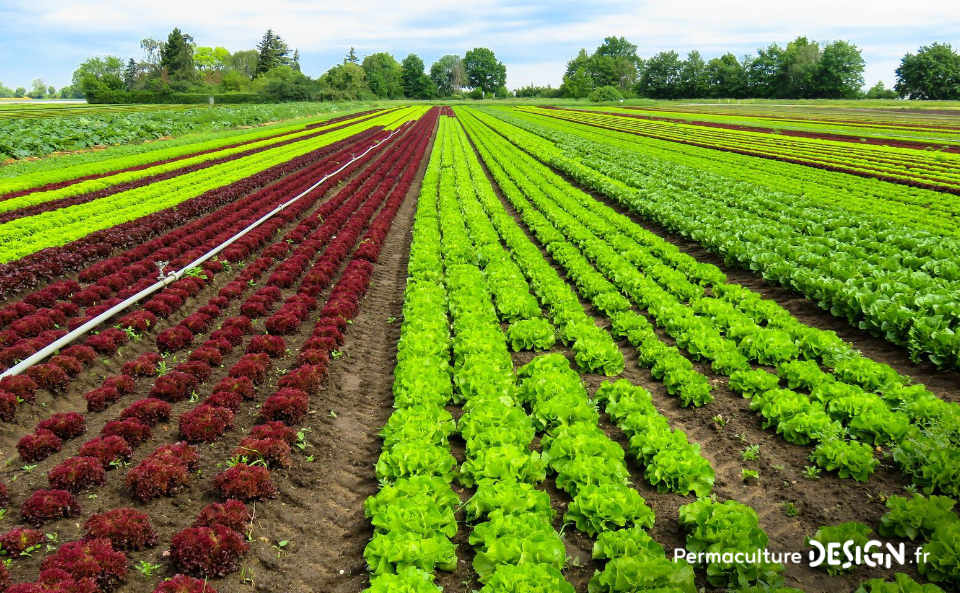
left=589, top=85, right=624, bottom=102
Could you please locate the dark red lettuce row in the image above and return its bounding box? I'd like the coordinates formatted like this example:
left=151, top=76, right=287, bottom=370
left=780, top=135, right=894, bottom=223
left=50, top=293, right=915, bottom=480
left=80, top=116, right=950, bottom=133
left=155, top=109, right=437, bottom=585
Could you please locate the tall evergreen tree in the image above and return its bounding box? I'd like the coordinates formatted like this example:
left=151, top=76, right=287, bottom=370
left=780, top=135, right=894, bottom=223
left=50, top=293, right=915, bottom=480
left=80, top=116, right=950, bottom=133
left=160, top=28, right=195, bottom=81
left=123, top=58, right=138, bottom=90
left=256, top=29, right=292, bottom=75
left=345, top=47, right=359, bottom=64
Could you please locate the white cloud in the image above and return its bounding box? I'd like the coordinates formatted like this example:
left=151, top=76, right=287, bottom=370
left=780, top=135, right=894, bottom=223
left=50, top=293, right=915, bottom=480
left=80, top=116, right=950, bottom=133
left=506, top=61, right=568, bottom=89
left=1, top=0, right=958, bottom=88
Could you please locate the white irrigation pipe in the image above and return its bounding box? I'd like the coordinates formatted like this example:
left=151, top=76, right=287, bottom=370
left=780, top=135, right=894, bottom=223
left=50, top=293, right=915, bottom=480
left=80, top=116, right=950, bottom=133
left=0, top=127, right=403, bottom=379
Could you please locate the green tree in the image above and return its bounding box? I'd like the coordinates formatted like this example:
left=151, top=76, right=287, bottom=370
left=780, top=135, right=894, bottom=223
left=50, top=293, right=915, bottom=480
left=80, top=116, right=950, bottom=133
left=637, top=51, right=682, bottom=98
left=561, top=66, right=593, bottom=98
left=0, top=82, right=15, bottom=98
left=140, top=38, right=163, bottom=74
left=257, top=65, right=314, bottom=101
left=815, top=41, right=865, bottom=98
left=160, top=28, right=196, bottom=82
left=319, top=62, right=372, bottom=100
left=564, top=49, right=590, bottom=78
left=256, top=29, right=292, bottom=76
left=400, top=54, right=435, bottom=99
left=58, top=85, right=83, bottom=99
left=345, top=47, right=359, bottom=64
left=865, top=81, right=897, bottom=99
left=430, top=55, right=466, bottom=97
left=71, top=56, right=125, bottom=96
left=27, top=79, right=47, bottom=98
left=777, top=36, right=820, bottom=97
left=362, top=52, right=403, bottom=98
left=463, top=47, right=506, bottom=98
left=679, top=51, right=709, bottom=98
left=706, top=53, right=748, bottom=98
left=14, top=87, right=26, bottom=97
left=595, top=36, right=640, bottom=91
left=596, top=36, right=638, bottom=61
left=585, top=54, right=618, bottom=87
left=747, top=44, right=783, bottom=97
left=226, top=50, right=259, bottom=79
left=194, top=46, right=230, bottom=73
left=123, top=58, right=138, bottom=90
left=895, top=43, right=960, bottom=100
left=220, top=71, right=252, bottom=91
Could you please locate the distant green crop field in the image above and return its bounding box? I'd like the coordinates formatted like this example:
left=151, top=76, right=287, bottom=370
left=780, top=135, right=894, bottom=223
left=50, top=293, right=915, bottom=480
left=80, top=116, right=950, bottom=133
left=0, top=101, right=390, bottom=161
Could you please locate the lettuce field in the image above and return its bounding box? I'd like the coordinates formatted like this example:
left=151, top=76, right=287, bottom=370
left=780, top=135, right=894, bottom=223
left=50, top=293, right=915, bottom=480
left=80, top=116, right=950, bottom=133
left=0, top=102, right=957, bottom=593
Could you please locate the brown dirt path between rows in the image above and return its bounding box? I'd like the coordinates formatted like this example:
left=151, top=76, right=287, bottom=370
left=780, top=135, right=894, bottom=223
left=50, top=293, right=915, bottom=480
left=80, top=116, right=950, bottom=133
left=200, top=116, right=435, bottom=593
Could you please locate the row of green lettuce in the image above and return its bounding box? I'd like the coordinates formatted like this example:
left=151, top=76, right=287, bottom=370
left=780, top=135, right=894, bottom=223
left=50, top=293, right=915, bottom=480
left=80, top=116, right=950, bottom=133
left=443, top=111, right=778, bottom=592
left=442, top=114, right=894, bottom=593
left=505, top=106, right=960, bottom=234
left=457, top=106, right=960, bottom=591
left=502, top=107, right=960, bottom=369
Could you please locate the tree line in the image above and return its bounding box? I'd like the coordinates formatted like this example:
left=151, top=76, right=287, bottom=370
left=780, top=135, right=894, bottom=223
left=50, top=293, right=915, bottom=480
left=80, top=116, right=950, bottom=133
left=524, top=37, right=960, bottom=101
left=3, top=31, right=958, bottom=102
left=3, top=28, right=508, bottom=103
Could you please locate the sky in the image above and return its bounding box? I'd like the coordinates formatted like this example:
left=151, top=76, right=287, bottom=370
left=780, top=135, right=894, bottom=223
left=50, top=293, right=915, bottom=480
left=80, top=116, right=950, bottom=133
left=0, top=0, right=958, bottom=92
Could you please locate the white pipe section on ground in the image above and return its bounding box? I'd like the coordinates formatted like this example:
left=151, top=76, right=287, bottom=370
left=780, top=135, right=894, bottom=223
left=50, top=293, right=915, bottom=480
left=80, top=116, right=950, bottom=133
left=0, top=127, right=402, bottom=379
